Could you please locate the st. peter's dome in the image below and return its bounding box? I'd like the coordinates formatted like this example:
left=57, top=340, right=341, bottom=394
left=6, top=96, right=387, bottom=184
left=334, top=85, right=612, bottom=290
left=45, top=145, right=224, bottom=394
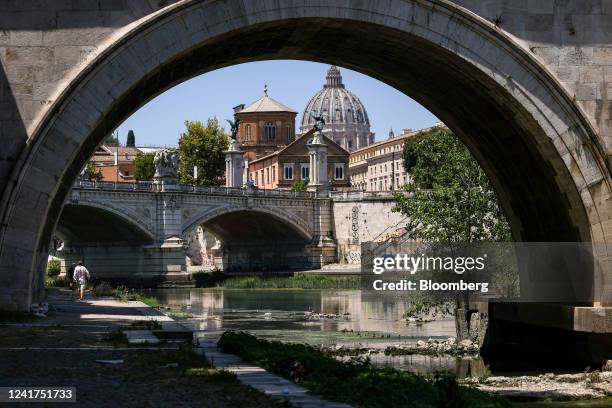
left=300, top=65, right=374, bottom=152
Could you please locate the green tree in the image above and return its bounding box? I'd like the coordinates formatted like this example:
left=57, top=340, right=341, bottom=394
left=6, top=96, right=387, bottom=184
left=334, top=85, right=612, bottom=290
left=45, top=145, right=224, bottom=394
left=104, top=133, right=120, bottom=147
left=134, top=152, right=155, bottom=181
left=394, top=127, right=510, bottom=242
left=393, top=127, right=512, bottom=341
left=178, top=118, right=229, bottom=186
left=126, top=129, right=136, bottom=147
left=86, top=160, right=103, bottom=181
left=291, top=179, right=309, bottom=192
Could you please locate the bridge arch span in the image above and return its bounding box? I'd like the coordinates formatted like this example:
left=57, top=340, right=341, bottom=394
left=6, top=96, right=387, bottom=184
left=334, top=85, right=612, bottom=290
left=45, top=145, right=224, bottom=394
left=57, top=201, right=156, bottom=244
left=0, top=0, right=609, bottom=309
left=182, top=205, right=313, bottom=242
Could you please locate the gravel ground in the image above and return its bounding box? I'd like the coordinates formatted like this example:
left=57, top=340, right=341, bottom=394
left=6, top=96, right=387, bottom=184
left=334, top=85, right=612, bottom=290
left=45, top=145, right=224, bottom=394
left=0, top=289, right=288, bottom=408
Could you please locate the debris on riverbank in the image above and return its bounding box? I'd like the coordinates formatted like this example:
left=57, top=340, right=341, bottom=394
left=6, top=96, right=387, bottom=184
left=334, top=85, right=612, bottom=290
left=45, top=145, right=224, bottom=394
left=318, top=337, right=480, bottom=357
left=385, top=337, right=480, bottom=356
left=464, top=371, right=612, bottom=401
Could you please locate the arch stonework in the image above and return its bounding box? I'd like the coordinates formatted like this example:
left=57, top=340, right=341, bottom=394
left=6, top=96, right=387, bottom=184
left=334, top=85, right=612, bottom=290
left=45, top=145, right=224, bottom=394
left=0, top=0, right=609, bottom=312
left=64, top=192, right=157, bottom=241
left=182, top=204, right=314, bottom=240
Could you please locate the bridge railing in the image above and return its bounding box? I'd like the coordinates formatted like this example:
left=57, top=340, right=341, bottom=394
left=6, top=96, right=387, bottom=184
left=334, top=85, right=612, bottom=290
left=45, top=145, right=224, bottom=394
left=329, top=190, right=398, bottom=200
left=72, top=180, right=317, bottom=198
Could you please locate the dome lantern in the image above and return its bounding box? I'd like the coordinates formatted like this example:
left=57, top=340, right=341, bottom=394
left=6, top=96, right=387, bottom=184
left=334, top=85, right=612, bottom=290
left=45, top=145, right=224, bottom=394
left=325, top=65, right=344, bottom=88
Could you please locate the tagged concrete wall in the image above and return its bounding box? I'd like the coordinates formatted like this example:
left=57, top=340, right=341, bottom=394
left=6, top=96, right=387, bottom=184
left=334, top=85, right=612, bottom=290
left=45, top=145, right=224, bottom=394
left=332, top=195, right=407, bottom=265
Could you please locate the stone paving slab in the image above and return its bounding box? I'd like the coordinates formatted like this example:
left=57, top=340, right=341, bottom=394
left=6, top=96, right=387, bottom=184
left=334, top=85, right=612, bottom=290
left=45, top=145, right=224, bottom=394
left=197, top=339, right=354, bottom=408
left=124, top=329, right=161, bottom=344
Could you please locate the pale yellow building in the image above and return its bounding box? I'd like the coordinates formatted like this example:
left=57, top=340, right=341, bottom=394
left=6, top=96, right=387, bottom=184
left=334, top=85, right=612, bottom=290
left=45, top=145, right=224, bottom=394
left=348, top=123, right=445, bottom=191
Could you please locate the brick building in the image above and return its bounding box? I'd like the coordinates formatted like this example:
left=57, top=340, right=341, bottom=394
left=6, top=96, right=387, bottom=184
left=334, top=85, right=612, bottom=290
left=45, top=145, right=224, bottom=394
left=348, top=123, right=446, bottom=191
left=248, top=129, right=350, bottom=190
left=234, top=88, right=297, bottom=162
left=90, top=145, right=141, bottom=182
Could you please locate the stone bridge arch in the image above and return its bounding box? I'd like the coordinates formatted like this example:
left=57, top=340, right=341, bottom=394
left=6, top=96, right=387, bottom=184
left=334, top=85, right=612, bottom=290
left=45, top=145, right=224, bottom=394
left=182, top=204, right=314, bottom=241
left=183, top=204, right=316, bottom=273
left=57, top=200, right=156, bottom=244
left=0, top=0, right=610, bottom=310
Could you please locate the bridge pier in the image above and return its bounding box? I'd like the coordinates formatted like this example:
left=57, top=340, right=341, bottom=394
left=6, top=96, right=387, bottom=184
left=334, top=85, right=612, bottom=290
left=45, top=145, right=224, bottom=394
left=483, top=303, right=612, bottom=368
left=56, top=241, right=188, bottom=284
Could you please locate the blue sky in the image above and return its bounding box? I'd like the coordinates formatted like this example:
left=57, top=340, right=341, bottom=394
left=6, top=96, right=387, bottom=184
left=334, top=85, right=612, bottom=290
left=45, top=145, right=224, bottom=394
left=116, top=60, right=439, bottom=147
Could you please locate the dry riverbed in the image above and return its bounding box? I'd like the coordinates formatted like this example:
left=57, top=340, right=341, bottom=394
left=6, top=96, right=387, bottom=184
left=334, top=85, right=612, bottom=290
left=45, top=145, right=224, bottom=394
left=0, top=291, right=288, bottom=408
left=320, top=340, right=612, bottom=403
left=465, top=372, right=612, bottom=401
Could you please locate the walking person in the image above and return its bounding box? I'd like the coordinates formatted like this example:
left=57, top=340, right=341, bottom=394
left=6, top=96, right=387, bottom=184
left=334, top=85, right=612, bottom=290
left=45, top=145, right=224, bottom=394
left=67, top=262, right=76, bottom=290
left=73, top=261, right=90, bottom=301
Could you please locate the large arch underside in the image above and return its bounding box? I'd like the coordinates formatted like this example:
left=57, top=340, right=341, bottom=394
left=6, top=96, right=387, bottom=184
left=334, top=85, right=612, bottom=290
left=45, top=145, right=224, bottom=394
left=55, top=204, right=154, bottom=245
left=0, top=0, right=609, bottom=310
left=189, top=209, right=314, bottom=272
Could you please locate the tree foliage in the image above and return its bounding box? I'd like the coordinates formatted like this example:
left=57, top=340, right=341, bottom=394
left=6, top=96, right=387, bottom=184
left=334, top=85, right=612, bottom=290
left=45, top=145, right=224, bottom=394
left=126, top=129, right=136, bottom=147
left=104, top=133, right=120, bottom=147
left=178, top=118, right=229, bottom=186
left=134, top=152, right=155, bottom=181
left=86, top=161, right=103, bottom=181
left=394, top=127, right=511, bottom=242
left=291, top=178, right=309, bottom=192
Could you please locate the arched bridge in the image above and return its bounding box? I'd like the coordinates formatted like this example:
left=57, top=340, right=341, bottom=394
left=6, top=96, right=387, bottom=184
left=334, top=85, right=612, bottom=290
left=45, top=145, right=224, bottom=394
left=0, top=0, right=610, bottom=364
left=56, top=181, right=338, bottom=279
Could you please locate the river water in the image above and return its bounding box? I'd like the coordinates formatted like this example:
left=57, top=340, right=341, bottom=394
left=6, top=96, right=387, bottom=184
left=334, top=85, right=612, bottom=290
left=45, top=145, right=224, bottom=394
left=143, top=287, right=612, bottom=406
left=147, top=287, right=489, bottom=378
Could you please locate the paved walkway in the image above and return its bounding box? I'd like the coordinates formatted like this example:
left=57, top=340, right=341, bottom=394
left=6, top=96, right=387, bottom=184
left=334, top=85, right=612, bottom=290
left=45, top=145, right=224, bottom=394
left=22, top=289, right=353, bottom=407
left=197, top=339, right=353, bottom=408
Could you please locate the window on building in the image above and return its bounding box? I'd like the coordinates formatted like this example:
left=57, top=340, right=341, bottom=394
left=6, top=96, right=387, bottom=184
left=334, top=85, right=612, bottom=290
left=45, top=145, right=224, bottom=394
left=284, top=163, right=294, bottom=180
left=286, top=126, right=292, bottom=144
left=334, top=163, right=345, bottom=180
left=272, top=165, right=276, bottom=182
left=252, top=172, right=257, bottom=185
left=245, top=124, right=252, bottom=141
left=264, top=122, right=276, bottom=140
left=301, top=163, right=309, bottom=180
left=266, top=168, right=269, bottom=184
left=348, top=140, right=353, bottom=150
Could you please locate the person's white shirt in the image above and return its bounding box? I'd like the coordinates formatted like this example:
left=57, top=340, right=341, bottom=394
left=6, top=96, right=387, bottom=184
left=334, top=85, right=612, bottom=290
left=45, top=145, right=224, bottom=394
left=73, top=265, right=90, bottom=284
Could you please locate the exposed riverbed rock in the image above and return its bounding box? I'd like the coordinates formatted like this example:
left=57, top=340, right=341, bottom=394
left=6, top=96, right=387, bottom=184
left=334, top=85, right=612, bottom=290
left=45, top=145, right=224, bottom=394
left=385, top=337, right=479, bottom=356
left=304, top=311, right=351, bottom=320
left=464, top=371, right=612, bottom=400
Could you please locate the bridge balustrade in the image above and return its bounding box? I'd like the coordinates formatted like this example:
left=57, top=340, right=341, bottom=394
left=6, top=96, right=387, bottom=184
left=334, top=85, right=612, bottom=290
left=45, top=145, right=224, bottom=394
left=72, top=180, right=319, bottom=198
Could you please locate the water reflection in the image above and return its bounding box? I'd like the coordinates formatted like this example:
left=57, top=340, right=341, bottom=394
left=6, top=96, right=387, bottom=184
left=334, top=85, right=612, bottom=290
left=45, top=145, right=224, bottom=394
left=150, top=288, right=456, bottom=338
left=147, top=288, right=487, bottom=377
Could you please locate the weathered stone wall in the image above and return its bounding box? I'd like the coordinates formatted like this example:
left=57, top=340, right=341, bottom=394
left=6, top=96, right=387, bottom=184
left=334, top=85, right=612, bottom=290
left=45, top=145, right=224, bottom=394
left=453, top=0, right=612, bottom=161
left=331, top=195, right=406, bottom=265
left=0, top=0, right=610, bottom=310
left=57, top=242, right=188, bottom=282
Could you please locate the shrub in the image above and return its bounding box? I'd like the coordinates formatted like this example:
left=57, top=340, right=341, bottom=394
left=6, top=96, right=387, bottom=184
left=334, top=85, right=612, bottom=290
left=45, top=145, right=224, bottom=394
left=218, top=331, right=510, bottom=408
left=47, top=259, right=61, bottom=276
left=45, top=275, right=70, bottom=287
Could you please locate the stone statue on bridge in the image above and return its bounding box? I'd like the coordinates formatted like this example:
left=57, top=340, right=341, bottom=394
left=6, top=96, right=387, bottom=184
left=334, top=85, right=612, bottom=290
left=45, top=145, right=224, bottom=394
left=153, top=149, right=180, bottom=191
left=226, top=119, right=240, bottom=140
left=310, top=110, right=326, bottom=134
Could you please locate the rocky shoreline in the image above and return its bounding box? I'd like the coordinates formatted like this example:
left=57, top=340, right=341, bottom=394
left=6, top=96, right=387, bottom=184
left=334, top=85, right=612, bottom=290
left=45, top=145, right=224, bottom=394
left=319, top=337, right=480, bottom=357
left=318, top=340, right=612, bottom=402
left=465, top=372, right=612, bottom=401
